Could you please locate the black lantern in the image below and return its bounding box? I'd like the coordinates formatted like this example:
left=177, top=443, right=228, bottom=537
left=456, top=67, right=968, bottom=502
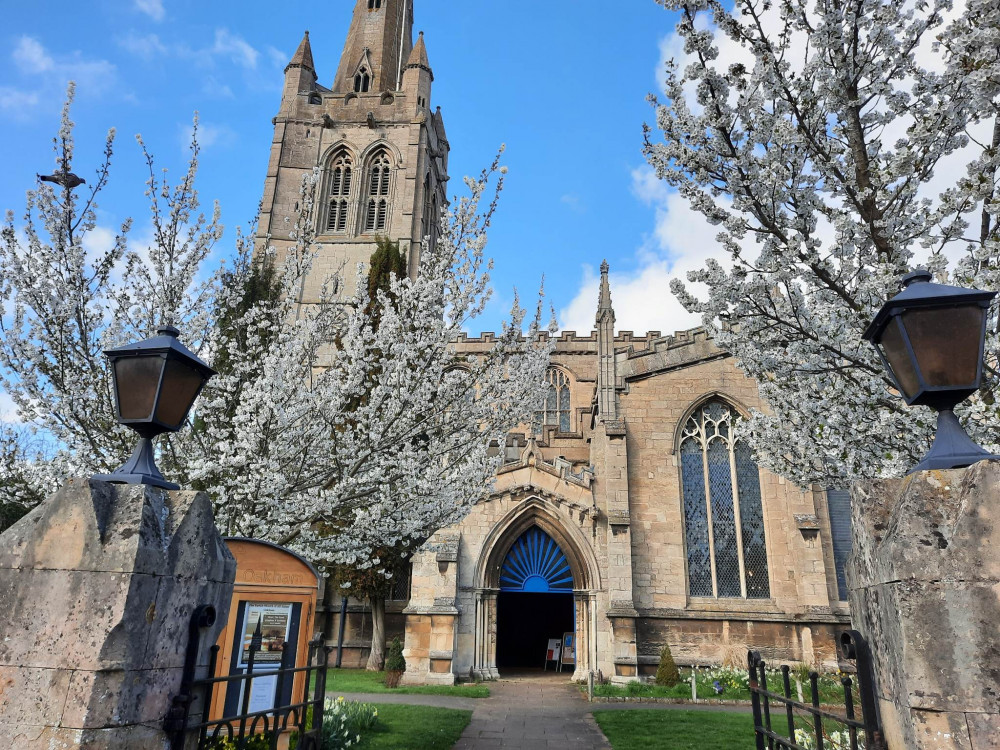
left=93, top=325, right=216, bottom=490
left=863, top=270, right=999, bottom=473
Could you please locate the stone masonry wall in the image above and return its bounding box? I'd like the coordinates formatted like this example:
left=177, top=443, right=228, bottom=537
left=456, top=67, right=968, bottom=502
left=0, top=479, right=235, bottom=749
left=849, top=464, right=1000, bottom=749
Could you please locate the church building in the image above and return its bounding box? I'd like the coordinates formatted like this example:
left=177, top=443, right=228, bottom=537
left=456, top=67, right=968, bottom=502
left=257, top=0, right=853, bottom=684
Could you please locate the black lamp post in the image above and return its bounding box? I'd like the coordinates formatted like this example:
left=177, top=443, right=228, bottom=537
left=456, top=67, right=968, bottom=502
left=93, top=326, right=216, bottom=490
left=863, top=269, right=999, bottom=474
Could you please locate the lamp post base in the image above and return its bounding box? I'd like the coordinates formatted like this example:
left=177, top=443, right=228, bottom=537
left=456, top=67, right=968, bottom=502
left=93, top=437, right=179, bottom=490
left=909, top=409, right=1000, bottom=474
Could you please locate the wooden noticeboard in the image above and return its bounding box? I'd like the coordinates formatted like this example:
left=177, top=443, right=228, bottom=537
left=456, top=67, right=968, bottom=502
left=210, top=538, right=320, bottom=725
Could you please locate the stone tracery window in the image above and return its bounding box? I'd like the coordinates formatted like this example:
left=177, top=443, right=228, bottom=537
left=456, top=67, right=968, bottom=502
left=679, top=400, right=770, bottom=599
left=364, top=150, right=392, bottom=232
left=325, top=151, right=353, bottom=233
left=534, top=368, right=572, bottom=435
left=354, top=66, right=371, bottom=93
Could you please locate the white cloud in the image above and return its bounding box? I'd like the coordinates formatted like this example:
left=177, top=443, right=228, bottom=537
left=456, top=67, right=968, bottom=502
left=118, top=32, right=169, bottom=61
left=560, top=166, right=728, bottom=335
left=179, top=121, right=237, bottom=152
left=201, top=75, right=235, bottom=99
left=266, top=46, right=288, bottom=70
left=135, top=0, right=165, bottom=22
left=0, top=87, right=40, bottom=115
left=120, top=27, right=268, bottom=79
left=8, top=36, right=117, bottom=97
left=211, top=29, right=259, bottom=70
left=13, top=36, right=54, bottom=73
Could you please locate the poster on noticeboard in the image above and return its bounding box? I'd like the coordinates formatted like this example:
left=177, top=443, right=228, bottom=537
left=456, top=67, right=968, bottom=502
left=561, top=632, right=575, bottom=665
left=238, top=602, right=293, bottom=668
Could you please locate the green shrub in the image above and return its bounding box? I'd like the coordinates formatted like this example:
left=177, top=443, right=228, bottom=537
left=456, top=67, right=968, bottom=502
left=384, top=637, right=406, bottom=688
left=340, top=699, right=379, bottom=733
left=655, top=644, right=681, bottom=687
left=322, top=697, right=379, bottom=748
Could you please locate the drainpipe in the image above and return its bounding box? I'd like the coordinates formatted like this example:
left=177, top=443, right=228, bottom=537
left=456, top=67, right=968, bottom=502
left=395, top=0, right=409, bottom=90
left=335, top=596, right=348, bottom=668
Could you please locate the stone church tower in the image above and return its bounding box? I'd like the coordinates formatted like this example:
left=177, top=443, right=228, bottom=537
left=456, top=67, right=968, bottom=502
left=257, top=0, right=449, bottom=302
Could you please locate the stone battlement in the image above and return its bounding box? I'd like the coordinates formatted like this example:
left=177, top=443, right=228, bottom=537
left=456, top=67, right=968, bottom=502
left=454, top=326, right=718, bottom=358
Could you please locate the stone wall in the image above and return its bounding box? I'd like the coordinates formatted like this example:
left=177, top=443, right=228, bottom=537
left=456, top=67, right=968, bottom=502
left=849, top=464, right=1000, bottom=749
left=0, top=479, right=235, bottom=749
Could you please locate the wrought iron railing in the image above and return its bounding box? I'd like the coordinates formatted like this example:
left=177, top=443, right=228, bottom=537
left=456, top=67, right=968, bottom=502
left=165, top=605, right=331, bottom=750
left=748, top=630, right=885, bottom=750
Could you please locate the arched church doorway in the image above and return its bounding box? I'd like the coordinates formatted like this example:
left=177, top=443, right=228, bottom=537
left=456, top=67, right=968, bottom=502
left=495, top=526, right=575, bottom=671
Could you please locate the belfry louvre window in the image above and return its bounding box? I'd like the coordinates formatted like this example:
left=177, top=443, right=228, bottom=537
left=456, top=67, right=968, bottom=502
left=326, top=152, right=352, bottom=233
left=354, top=67, right=371, bottom=93
left=534, top=368, right=571, bottom=435
left=679, top=400, right=770, bottom=599
left=364, top=151, right=392, bottom=232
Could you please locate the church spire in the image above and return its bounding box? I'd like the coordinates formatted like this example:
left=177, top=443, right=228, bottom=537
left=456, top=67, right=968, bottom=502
left=281, top=30, right=317, bottom=106
left=333, top=0, right=414, bottom=94
left=405, top=31, right=432, bottom=78
left=286, top=30, right=316, bottom=77
left=597, top=259, right=614, bottom=324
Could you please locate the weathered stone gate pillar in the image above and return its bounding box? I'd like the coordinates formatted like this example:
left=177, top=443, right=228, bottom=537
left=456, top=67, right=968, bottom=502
left=0, top=478, right=235, bottom=749
left=849, top=463, right=1000, bottom=749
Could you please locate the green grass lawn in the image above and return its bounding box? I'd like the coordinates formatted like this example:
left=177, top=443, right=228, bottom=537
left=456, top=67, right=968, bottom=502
left=325, top=668, right=490, bottom=698
left=592, top=668, right=849, bottom=704
left=594, top=709, right=757, bottom=750
left=353, top=704, right=472, bottom=749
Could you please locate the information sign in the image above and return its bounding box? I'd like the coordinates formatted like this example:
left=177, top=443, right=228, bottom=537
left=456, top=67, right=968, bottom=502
left=546, top=638, right=561, bottom=663
left=561, top=632, right=575, bottom=665
left=238, top=602, right=293, bottom=668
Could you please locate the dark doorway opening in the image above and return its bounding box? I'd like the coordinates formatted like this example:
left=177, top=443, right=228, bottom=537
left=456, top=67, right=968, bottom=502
left=496, top=592, right=574, bottom=670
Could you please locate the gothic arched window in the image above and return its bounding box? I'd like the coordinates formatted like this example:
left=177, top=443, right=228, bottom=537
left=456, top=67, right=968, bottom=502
left=364, top=150, right=392, bottom=233
left=354, top=67, right=371, bottom=93
left=367, top=0, right=382, bottom=8
left=534, top=368, right=572, bottom=435
left=326, top=151, right=353, bottom=233
left=679, top=400, right=770, bottom=599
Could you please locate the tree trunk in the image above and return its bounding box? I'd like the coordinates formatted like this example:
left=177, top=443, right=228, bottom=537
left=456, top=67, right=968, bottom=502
left=366, top=596, right=386, bottom=671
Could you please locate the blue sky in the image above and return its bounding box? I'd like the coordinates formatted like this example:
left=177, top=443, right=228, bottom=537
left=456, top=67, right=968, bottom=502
left=0, top=0, right=719, bottom=347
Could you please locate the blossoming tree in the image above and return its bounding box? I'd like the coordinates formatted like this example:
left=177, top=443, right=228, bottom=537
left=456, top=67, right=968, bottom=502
left=0, top=88, right=552, bottom=579
left=646, top=0, right=1000, bottom=483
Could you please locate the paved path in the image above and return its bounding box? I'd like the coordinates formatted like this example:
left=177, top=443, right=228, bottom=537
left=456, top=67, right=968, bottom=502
left=452, top=678, right=611, bottom=750
left=333, top=677, right=753, bottom=749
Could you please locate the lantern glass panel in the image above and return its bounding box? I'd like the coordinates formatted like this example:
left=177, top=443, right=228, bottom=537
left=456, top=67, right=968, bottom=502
left=878, top=316, right=920, bottom=399
left=114, top=356, right=165, bottom=420
left=155, top=357, right=206, bottom=430
left=901, top=306, right=983, bottom=388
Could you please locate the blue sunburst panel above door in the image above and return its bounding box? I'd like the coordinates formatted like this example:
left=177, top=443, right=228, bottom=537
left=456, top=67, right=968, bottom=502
left=499, top=527, right=574, bottom=593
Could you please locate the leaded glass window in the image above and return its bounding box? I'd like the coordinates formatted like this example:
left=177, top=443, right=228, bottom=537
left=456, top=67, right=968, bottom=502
left=325, top=151, right=352, bottom=233
left=534, top=368, right=572, bottom=435
left=364, top=151, right=392, bottom=233
left=679, top=400, right=771, bottom=599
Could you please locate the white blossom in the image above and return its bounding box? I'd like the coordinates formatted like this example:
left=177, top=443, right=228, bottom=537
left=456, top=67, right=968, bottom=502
left=0, top=91, right=552, bottom=565
left=647, top=0, right=1000, bottom=483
